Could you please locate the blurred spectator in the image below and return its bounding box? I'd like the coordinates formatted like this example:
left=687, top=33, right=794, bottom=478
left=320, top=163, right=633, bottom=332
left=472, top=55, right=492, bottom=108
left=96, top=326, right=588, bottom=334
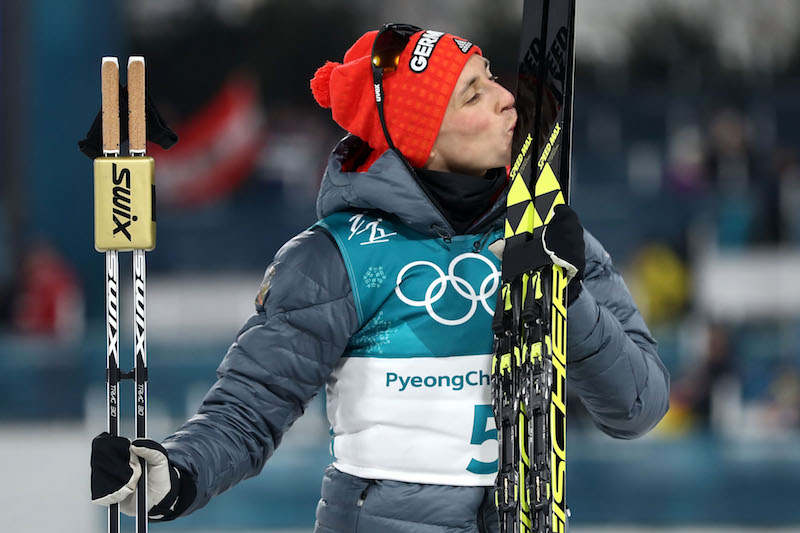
left=255, top=107, right=337, bottom=203
left=769, top=363, right=800, bottom=428
left=670, top=323, right=738, bottom=432
left=705, top=107, right=756, bottom=193
left=774, top=148, right=800, bottom=243
left=12, top=242, right=84, bottom=342
left=628, top=242, right=689, bottom=325
left=0, top=215, right=15, bottom=327
left=664, top=125, right=707, bottom=194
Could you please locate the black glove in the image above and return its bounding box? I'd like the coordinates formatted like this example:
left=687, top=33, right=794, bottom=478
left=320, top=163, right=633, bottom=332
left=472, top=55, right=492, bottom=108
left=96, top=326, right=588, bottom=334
left=91, top=432, right=195, bottom=521
left=542, top=204, right=585, bottom=306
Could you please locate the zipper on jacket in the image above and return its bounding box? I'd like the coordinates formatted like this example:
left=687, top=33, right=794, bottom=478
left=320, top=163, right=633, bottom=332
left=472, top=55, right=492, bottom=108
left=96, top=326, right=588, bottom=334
left=388, top=148, right=455, bottom=241
left=477, top=508, right=487, bottom=533
left=431, top=223, right=453, bottom=243
left=476, top=487, right=489, bottom=533
left=473, top=228, right=495, bottom=253
left=356, top=480, right=376, bottom=508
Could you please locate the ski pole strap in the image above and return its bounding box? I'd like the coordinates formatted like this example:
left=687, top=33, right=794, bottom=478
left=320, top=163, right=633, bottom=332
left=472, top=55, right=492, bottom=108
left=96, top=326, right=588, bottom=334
left=520, top=271, right=540, bottom=322
left=492, top=279, right=516, bottom=335
left=79, top=84, right=178, bottom=160
left=500, top=234, right=552, bottom=280
left=106, top=368, right=149, bottom=382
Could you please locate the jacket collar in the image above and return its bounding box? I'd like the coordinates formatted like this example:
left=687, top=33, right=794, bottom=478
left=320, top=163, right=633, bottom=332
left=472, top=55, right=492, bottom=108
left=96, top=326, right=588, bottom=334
left=316, top=135, right=507, bottom=238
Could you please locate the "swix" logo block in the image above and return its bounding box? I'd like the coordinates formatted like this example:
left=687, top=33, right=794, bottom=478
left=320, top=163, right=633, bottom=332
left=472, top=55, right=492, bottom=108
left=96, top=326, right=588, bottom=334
left=111, top=162, right=138, bottom=240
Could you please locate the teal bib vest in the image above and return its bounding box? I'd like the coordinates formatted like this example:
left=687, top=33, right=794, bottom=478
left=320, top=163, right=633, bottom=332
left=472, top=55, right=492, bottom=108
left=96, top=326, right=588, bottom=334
left=315, top=210, right=503, bottom=486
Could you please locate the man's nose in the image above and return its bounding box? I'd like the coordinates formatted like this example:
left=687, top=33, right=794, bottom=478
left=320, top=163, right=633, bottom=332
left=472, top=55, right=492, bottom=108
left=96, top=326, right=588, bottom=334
left=497, top=85, right=515, bottom=114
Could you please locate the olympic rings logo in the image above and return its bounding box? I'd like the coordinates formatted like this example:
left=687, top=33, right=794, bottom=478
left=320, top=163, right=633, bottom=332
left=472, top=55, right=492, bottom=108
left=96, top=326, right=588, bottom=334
left=394, top=253, right=501, bottom=326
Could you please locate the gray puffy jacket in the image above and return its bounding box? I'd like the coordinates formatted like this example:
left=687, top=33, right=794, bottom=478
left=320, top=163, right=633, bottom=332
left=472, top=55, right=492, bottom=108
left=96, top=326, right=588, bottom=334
left=162, top=136, right=670, bottom=525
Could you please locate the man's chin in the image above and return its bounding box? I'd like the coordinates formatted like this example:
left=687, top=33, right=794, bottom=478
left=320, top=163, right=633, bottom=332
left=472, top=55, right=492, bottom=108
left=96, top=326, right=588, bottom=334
left=503, top=145, right=513, bottom=165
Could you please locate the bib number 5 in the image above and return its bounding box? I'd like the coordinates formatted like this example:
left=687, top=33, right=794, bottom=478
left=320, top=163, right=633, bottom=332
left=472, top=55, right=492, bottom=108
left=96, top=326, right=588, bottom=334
left=466, top=404, right=498, bottom=474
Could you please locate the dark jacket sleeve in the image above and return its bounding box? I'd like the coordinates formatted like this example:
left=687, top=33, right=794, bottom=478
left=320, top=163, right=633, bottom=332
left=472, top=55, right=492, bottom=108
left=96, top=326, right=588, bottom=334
left=161, top=228, right=358, bottom=516
left=566, top=230, right=670, bottom=439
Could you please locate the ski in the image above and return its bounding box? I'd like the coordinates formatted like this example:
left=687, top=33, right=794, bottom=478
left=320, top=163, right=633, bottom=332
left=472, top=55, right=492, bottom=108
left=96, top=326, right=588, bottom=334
left=491, top=1, right=576, bottom=532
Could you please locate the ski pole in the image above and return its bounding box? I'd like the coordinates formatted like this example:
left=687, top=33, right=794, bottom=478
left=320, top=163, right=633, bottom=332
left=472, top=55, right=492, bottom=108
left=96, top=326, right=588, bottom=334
left=94, top=55, right=155, bottom=533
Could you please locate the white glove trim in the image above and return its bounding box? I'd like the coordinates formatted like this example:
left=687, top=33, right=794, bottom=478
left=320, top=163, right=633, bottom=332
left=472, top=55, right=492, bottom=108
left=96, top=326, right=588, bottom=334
left=542, top=225, right=578, bottom=281
left=488, top=238, right=506, bottom=260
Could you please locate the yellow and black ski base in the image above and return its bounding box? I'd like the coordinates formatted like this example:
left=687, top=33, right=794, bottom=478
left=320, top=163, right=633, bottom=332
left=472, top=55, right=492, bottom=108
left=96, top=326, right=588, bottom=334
left=491, top=1, right=576, bottom=532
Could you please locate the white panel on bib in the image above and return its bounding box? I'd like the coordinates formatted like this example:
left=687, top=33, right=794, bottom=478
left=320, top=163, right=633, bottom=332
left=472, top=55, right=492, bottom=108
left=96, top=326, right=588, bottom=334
left=327, top=354, right=498, bottom=486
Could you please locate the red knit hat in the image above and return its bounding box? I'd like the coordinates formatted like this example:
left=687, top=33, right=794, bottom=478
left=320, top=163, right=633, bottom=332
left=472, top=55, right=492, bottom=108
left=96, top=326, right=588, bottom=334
left=310, top=27, right=482, bottom=168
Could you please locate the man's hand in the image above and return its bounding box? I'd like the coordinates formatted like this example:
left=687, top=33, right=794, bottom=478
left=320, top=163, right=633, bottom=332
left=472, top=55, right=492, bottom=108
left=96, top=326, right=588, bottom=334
left=542, top=204, right=585, bottom=305
left=91, top=433, right=184, bottom=520
left=487, top=204, right=585, bottom=305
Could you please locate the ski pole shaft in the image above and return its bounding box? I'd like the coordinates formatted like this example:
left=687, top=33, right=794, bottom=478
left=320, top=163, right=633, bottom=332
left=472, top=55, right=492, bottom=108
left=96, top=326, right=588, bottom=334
left=101, top=56, right=121, bottom=533
left=128, top=56, right=149, bottom=533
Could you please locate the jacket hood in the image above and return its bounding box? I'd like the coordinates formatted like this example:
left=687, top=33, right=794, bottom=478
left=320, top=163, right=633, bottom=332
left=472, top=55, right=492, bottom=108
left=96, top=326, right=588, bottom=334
left=316, top=135, right=507, bottom=238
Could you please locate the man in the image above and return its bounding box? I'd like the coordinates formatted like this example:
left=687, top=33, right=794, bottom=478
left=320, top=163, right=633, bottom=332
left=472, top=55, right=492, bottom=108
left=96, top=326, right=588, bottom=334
left=91, top=25, right=669, bottom=532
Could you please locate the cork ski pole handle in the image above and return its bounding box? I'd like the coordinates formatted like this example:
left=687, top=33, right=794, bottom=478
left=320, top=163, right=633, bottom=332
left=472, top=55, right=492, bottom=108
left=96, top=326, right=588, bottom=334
left=128, top=57, right=146, bottom=155
left=101, top=57, right=120, bottom=156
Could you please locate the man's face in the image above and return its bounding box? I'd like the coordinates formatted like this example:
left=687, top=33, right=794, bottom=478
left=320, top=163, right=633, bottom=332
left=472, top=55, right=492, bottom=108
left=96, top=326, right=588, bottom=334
left=425, top=54, right=517, bottom=176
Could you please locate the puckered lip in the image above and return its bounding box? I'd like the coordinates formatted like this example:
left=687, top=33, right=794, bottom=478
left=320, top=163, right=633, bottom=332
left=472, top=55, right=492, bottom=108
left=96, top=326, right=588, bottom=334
left=507, top=112, right=518, bottom=134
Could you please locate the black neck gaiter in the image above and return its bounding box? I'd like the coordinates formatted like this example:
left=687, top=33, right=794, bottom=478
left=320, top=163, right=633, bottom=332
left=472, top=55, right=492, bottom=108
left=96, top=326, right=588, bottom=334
left=415, top=167, right=507, bottom=235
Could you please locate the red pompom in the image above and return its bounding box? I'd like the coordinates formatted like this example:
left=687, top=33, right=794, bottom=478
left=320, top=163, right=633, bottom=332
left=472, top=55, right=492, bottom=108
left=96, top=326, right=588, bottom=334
left=310, top=61, right=340, bottom=109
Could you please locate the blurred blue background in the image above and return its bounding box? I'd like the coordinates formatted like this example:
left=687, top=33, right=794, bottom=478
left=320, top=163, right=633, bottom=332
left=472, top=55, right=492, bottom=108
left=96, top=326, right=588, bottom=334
left=2, top=0, right=800, bottom=531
